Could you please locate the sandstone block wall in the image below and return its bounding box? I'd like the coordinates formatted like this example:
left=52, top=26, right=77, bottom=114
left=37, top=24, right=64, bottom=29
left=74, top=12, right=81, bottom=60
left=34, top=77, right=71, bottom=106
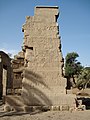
left=22, top=6, right=67, bottom=106
left=12, top=51, right=24, bottom=94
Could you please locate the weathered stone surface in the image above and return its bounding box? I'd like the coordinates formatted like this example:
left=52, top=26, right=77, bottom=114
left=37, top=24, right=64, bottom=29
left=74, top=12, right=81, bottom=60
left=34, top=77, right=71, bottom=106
left=12, top=51, right=24, bottom=91
left=21, top=6, right=67, bottom=106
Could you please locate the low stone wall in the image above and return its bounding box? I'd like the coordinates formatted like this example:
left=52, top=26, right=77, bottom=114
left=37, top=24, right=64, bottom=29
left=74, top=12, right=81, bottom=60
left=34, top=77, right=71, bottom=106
left=4, top=94, right=76, bottom=112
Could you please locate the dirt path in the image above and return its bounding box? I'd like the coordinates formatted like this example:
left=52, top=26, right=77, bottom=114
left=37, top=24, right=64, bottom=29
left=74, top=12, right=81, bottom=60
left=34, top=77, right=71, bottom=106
left=0, top=110, right=90, bottom=120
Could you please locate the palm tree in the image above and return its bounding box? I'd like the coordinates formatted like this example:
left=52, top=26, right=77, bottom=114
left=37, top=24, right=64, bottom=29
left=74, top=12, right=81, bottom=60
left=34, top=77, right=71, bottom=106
left=65, top=52, right=82, bottom=89
left=76, top=68, right=90, bottom=89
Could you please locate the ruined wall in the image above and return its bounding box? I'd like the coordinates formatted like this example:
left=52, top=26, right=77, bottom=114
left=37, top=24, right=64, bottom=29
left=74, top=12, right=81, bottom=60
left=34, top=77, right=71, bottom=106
left=12, top=51, right=24, bottom=94
left=22, top=6, right=66, bottom=106
left=0, top=51, right=12, bottom=99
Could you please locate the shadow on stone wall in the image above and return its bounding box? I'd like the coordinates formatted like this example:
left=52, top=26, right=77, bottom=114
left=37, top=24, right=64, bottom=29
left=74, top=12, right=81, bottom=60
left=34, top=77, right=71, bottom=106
left=24, top=69, right=49, bottom=89
left=22, top=69, right=52, bottom=106
left=5, top=69, right=52, bottom=111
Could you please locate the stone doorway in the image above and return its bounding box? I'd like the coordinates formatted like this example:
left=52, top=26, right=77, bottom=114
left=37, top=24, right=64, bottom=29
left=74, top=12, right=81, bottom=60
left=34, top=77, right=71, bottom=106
left=2, top=66, right=7, bottom=97
left=0, top=66, right=7, bottom=100
left=0, top=51, right=12, bottom=101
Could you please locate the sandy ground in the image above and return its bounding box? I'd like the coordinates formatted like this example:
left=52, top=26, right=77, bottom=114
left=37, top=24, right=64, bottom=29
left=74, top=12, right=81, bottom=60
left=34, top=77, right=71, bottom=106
left=0, top=110, right=90, bottom=120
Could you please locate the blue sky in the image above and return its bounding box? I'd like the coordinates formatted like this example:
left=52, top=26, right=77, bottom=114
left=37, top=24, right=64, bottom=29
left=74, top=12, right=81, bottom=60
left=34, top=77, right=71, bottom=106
left=0, top=0, right=90, bottom=66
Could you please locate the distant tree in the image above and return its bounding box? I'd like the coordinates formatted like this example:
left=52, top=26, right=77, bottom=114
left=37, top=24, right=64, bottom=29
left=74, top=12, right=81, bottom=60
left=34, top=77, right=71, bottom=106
left=76, top=67, right=90, bottom=89
left=65, top=52, right=82, bottom=89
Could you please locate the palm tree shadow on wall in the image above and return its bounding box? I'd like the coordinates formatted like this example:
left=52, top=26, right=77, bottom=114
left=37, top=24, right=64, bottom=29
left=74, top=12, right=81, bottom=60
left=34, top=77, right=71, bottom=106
left=6, top=69, right=52, bottom=109
left=22, top=69, right=52, bottom=106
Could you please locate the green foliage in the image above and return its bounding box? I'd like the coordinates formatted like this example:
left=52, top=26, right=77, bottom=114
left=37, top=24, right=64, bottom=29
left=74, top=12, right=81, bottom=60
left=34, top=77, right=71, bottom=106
left=76, top=67, right=90, bottom=89
left=65, top=52, right=82, bottom=78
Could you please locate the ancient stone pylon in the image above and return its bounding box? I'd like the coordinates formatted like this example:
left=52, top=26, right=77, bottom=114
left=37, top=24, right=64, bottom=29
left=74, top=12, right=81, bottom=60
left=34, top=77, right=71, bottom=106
left=21, top=6, right=67, bottom=106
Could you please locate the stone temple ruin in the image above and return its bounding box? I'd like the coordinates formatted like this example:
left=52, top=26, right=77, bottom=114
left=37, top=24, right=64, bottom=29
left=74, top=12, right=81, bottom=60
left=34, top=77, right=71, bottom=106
left=0, top=51, right=12, bottom=100
left=0, top=6, right=76, bottom=111
left=22, top=6, right=67, bottom=106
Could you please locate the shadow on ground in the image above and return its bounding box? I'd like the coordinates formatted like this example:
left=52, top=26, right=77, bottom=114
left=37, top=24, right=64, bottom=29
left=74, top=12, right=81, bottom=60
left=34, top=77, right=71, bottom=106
left=0, top=109, right=43, bottom=117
